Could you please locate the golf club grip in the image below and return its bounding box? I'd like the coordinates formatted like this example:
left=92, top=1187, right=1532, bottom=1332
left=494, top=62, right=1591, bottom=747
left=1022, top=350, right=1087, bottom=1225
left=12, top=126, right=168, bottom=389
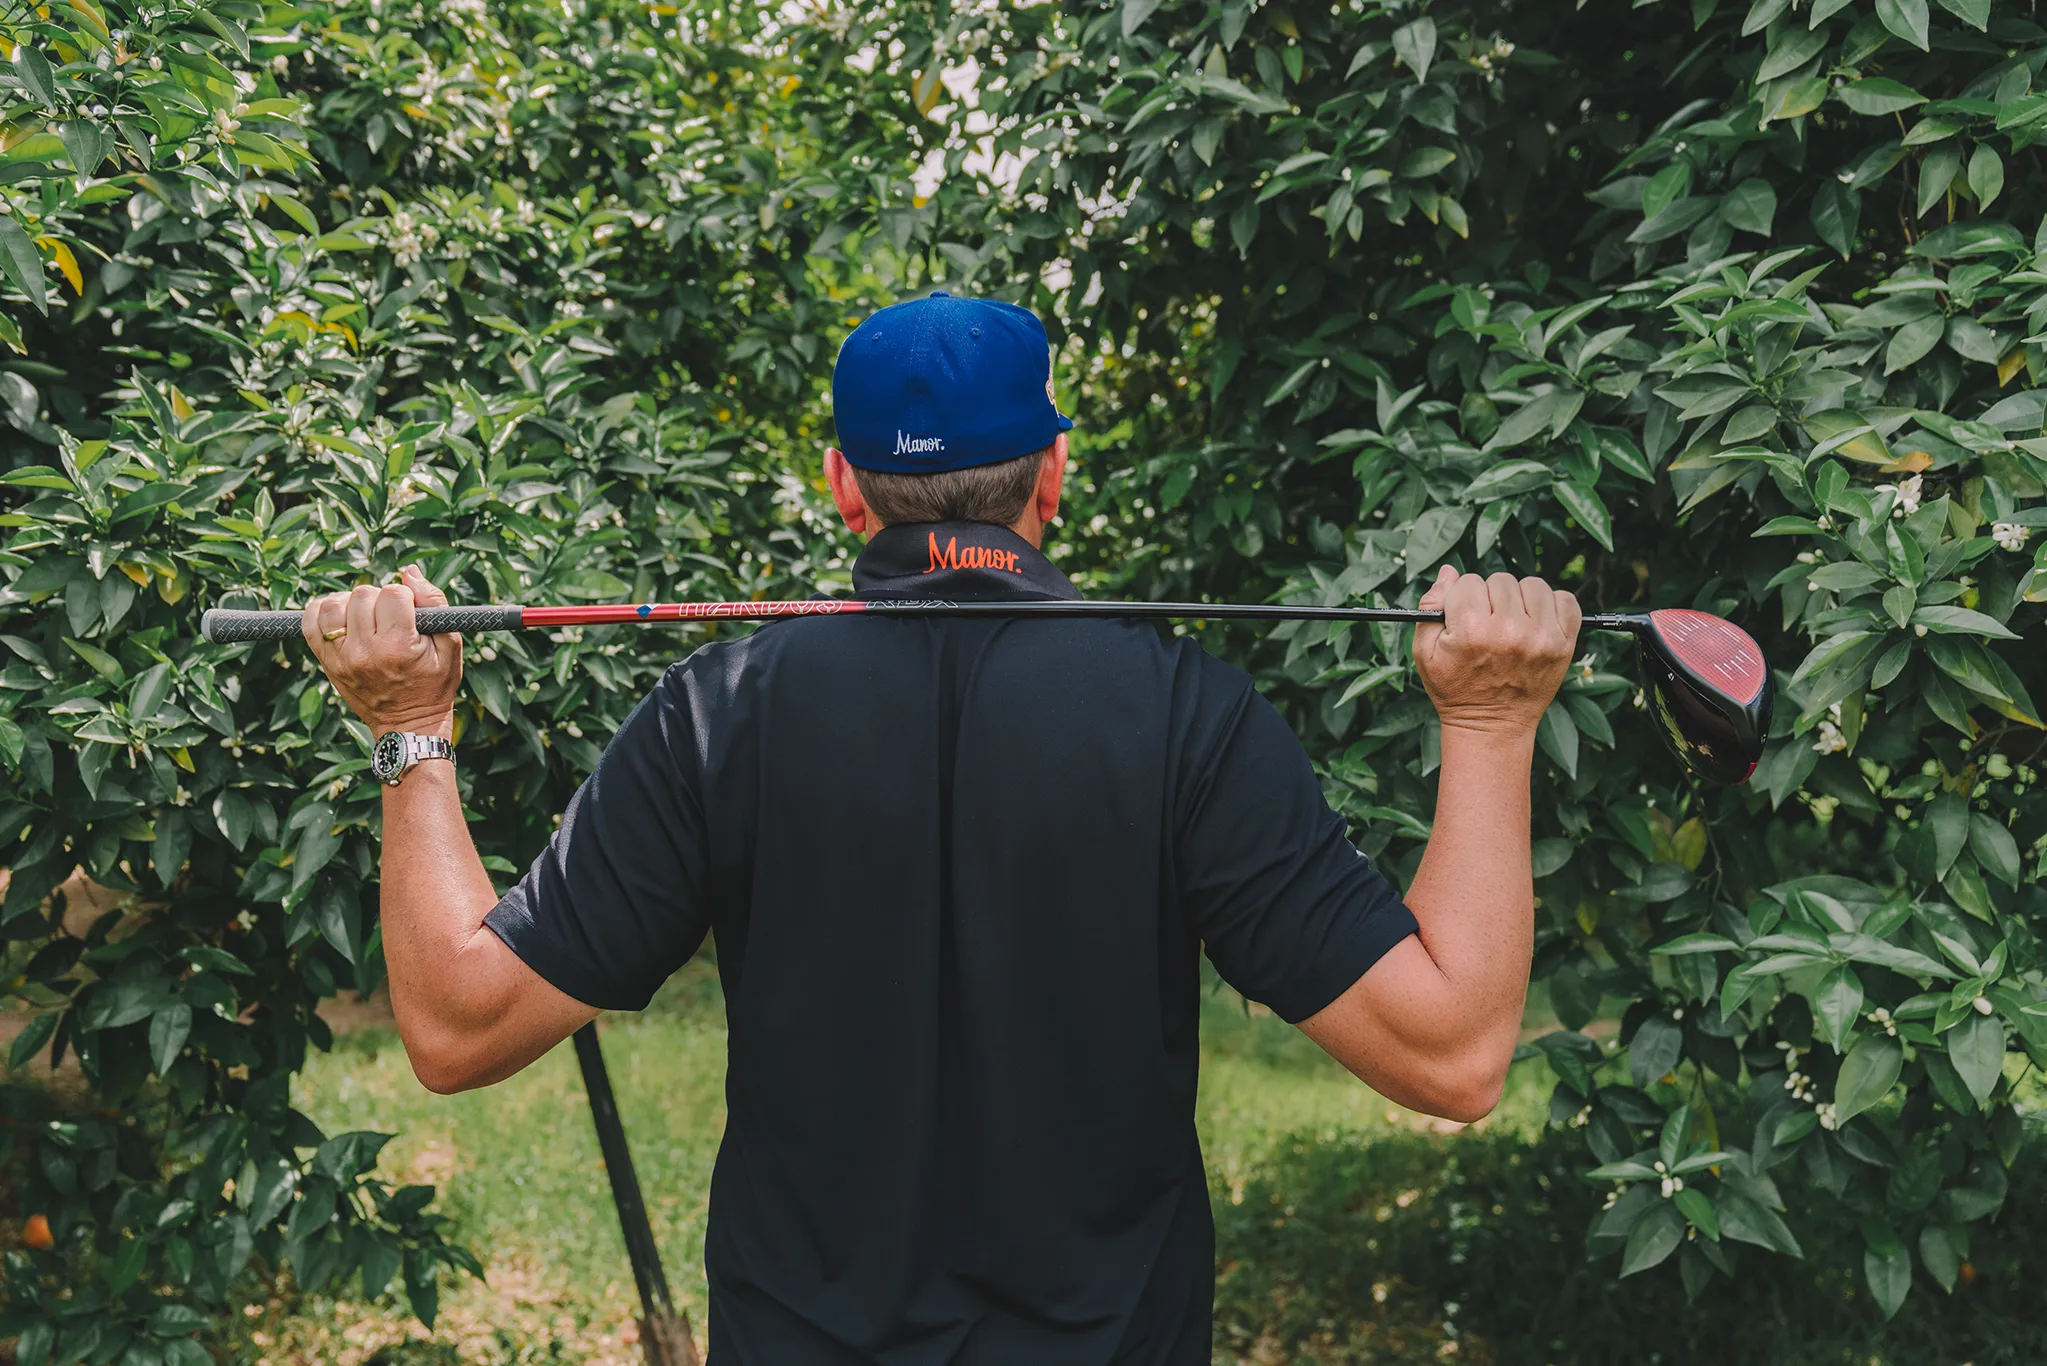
left=201, top=605, right=524, bottom=643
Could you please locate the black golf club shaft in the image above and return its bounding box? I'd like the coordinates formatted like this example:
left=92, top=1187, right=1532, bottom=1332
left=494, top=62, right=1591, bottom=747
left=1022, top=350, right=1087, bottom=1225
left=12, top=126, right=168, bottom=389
left=200, top=599, right=1649, bottom=643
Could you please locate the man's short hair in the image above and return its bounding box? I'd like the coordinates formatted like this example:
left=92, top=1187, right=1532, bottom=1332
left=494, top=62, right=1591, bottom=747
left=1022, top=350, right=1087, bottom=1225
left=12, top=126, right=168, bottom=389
left=852, top=445, right=1048, bottom=527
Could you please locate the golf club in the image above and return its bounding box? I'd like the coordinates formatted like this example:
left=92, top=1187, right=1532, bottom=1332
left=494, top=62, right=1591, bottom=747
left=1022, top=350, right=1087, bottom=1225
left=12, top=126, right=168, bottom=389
left=200, top=599, right=1771, bottom=784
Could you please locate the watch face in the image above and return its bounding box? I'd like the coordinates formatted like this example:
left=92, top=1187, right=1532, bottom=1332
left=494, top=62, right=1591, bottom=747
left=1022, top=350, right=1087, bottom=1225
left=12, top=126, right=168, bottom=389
left=373, top=731, right=405, bottom=780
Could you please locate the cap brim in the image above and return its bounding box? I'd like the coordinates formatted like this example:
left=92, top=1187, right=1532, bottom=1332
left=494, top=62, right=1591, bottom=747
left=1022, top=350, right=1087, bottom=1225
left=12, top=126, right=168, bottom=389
left=1055, top=411, right=1075, bottom=431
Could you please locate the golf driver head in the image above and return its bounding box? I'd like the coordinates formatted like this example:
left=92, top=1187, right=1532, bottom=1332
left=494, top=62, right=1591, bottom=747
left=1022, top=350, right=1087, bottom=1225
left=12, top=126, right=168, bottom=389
left=1633, top=609, right=1771, bottom=786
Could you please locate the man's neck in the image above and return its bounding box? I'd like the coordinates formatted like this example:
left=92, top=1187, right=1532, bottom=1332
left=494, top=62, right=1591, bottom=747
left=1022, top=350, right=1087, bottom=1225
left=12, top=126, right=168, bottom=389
left=866, top=512, right=1043, bottom=547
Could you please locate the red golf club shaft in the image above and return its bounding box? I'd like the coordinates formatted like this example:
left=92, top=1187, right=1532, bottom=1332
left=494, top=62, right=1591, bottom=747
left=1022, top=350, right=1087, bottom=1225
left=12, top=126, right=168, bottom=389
left=201, top=599, right=1647, bottom=643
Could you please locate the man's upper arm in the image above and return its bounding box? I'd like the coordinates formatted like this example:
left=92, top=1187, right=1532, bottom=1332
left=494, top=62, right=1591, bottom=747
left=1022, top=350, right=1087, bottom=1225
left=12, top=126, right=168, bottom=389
left=483, top=667, right=714, bottom=1012
left=1174, top=676, right=1418, bottom=1024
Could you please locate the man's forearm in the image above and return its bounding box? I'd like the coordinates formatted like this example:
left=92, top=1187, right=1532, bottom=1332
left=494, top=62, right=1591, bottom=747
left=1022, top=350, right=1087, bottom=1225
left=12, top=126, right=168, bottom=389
left=1298, top=720, right=1540, bottom=1119
left=377, top=756, right=505, bottom=1042
left=1403, top=722, right=1537, bottom=1046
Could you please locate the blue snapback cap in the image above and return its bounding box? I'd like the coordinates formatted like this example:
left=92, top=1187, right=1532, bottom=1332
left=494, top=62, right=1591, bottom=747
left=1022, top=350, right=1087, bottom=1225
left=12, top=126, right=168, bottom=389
left=831, top=291, right=1074, bottom=474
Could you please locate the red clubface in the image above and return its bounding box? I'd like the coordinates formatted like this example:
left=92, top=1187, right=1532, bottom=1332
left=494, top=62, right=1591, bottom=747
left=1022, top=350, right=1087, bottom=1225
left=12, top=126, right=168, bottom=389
left=1646, top=609, right=1767, bottom=706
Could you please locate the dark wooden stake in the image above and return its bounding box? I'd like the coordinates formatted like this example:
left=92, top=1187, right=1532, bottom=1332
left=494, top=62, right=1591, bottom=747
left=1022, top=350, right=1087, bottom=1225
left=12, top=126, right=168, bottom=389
left=573, top=1022, right=703, bottom=1366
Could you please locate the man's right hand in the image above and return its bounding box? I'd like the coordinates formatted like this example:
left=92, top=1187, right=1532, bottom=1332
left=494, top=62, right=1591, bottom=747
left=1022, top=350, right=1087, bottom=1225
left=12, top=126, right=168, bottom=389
left=1413, top=565, right=1580, bottom=739
left=302, top=564, right=463, bottom=740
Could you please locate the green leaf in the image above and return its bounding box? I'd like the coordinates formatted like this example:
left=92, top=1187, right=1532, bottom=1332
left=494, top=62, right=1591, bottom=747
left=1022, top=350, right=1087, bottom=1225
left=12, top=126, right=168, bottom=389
left=182, top=945, right=254, bottom=975
left=149, top=1003, right=192, bottom=1077
left=313, top=1129, right=396, bottom=1181
left=1945, top=1011, right=2004, bottom=1106
left=1548, top=963, right=1598, bottom=1030
left=361, top=1233, right=402, bottom=1299
left=1864, top=1235, right=1912, bottom=1318
left=64, top=636, right=124, bottom=684
left=1532, top=838, right=1574, bottom=878
left=1553, top=481, right=1613, bottom=550
left=1765, top=76, right=1829, bottom=123
left=1654, top=933, right=1742, bottom=955
left=111, top=482, right=193, bottom=523
left=56, top=121, right=108, bottom=177
left=1120, top=0, right=1161, bottom=38
left=1911, top=605, right=2018, bottom=639
left=1402, top=505, right=1473, bottom=577
left=1947, top=317, right=2000, bottom=365
left=1392, top=16, right=1436, bottom=83
left=9, top=1010, right=58, bottom=1069
left=1629, top=1014, right=1683, bottom=1088
left=1673, top=1189, right=1719, bottom=1242
left=405, top=1246, right=441, bottom=1328
left=1916, top=145, right=1960, bottom=217
left=1934, top=0, right=1989, bottom=28
left=1834, top=1033, right=1903, bottom=1121
left=1642, top=163, right=1692, bottom=222
left=1538, top=701, right=1579, bottom=778
left=1334, top=663, right=1403, bottom=708
left=1839, top=78, right=1926, bottom=115
left=1621, top=1201, right=1685, bottom=1276
left=1942, top=858, right=1996, bottom=922
left=1812, top=964, right=1863, bottom=1051
left=12, top=44, right=57, bottom=105
left=105, top=1233, right=146, bottom=1295
left=1875, top=0, right=1930, bottom=48
left=147, top=1304, right=207, bottom=1336
left=1968, top=813, right=2021, bottom=887
left=1630, top=195, right=1717, bottom=244
left=1264, top=358, right=1320, bottom=407
left=1967, top=144, right=2004, bottom=208
left=1721, top=1185, right=1803, bottom=1255
left=16, top=1320, right=52, bottom=1366
left=1463, top=458, right=1553, bottom=501
left=0, top=215, right=49, bottom=316
left=1398, top=146, right=1457, bottom=178
left=287, top=1174, right=338, bottom=1245
left=1486, top=389, right=1582, bottom=450
left=1755, top=27, right=1826, bottom=83
left=1887, top=315, right=1945, bottom=373
left=291, top=813, right=343, bottom=893
left=1919, top=1224, right=1960, bottom=1292
left=1927, top=794, right=1970, bottom=876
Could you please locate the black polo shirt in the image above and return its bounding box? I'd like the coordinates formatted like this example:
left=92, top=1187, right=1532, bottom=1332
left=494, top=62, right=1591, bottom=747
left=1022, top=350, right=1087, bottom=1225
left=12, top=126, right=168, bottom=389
left=484, top=521, right=1418, bottom=1365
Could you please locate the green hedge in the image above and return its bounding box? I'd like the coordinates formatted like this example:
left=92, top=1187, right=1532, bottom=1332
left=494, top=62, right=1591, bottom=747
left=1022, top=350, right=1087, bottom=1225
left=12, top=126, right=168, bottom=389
left=1, top=0, right=2045, bottom=1355
left=1214, top=1121, right=2047, bottom=1365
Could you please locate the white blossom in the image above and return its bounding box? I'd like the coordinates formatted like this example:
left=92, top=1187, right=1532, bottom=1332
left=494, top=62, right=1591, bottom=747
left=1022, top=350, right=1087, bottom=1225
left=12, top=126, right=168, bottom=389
left=388, top=209, right=424, bottom=265
left=1873, top=475, right=1922, bottom=518
left=1812, top=721, right=1846, bottom=755
left=1991, top=522, right=2029, bottom=552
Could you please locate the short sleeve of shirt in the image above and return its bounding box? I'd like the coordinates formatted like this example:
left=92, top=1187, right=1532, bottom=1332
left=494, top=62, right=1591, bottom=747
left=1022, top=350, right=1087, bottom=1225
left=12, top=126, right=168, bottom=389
left=483, top=670, right=711, bottom=1011
left=1175, top=681, right=1419, bottom=1024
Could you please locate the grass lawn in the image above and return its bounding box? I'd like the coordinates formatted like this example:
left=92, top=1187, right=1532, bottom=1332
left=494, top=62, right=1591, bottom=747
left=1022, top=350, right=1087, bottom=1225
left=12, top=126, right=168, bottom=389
left=230, top=958, right=1555, bottom=1365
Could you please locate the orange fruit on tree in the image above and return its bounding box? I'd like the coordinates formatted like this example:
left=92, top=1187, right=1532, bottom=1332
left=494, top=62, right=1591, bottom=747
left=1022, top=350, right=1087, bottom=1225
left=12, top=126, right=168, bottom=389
left=22, top=1214, right=52, bottom=1250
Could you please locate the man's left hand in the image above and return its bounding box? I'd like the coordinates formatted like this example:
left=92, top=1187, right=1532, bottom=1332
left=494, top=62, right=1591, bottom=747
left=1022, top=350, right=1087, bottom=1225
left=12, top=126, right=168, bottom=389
left=303, top=564, right=463, bottom=738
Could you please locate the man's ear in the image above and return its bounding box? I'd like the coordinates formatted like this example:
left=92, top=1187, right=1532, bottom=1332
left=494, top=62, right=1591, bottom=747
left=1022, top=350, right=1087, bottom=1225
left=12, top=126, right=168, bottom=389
left=1035, top=434, right=1068, bottom=527
left=824, top=448, right=874, bottom=537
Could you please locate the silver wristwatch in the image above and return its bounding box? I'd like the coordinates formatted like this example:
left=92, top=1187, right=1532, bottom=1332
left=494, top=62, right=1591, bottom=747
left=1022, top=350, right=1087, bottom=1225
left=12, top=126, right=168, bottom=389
left=371, top=730, right=455, bottom=786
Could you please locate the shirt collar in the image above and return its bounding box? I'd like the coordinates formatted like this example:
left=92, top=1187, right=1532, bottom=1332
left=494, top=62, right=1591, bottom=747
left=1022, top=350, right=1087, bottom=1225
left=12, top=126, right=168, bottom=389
left=852, top=521, right=1081, bottom=601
